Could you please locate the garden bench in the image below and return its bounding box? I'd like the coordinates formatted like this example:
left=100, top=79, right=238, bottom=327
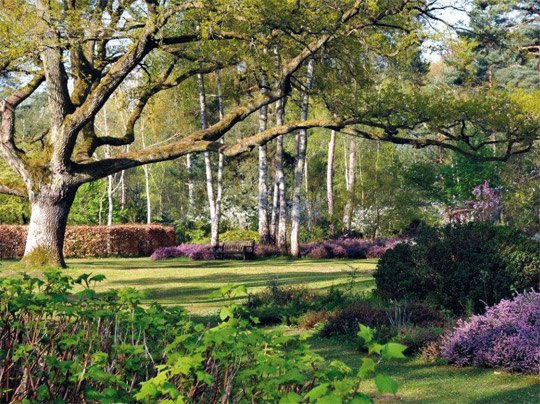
left=213, top=240, right=255, bottom=260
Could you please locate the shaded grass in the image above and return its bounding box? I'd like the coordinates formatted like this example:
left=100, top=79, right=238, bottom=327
left=307, top=335, right=540, bottom=403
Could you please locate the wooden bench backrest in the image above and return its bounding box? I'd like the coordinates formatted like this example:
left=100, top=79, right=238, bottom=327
left=221, top=240, right=255, bottom=251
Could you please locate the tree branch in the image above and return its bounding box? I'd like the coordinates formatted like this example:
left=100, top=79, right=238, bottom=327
left=0, top=184, right=27, bottom=198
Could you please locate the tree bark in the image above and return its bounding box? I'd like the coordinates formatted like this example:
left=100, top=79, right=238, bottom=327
left=327, top=129, right=336, bottom=236
left=343, top=138, right=357, bottom=233
left=290, top=58, right=315, bottom=257
left=275, top=98, right=288, bottom=251
left=24, top=185, right=77, bottom=268
left=198, top=73, right=219, bottom=247
left=258, top=84, right=271, bottom=244
left=215, top=71, right=225, bottom=246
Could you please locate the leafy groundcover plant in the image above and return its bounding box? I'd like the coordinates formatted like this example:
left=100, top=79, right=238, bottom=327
left=0, top=272, right=406, bottom=403
left=441, top=291, right=540, bottom=374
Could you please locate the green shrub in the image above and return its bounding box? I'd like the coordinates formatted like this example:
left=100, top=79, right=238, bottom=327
left=0, top=270, right=185, bottom=403
left=137, top=291, right=407, bottom=403
left=374, top=223, right=540, bottom=314
left=244, top=281, right=349, bottom=325
left=394, top=326, right=445, bottom=354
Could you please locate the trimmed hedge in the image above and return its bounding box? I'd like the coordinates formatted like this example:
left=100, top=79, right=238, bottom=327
left=0, top=225, right=176, bottom=259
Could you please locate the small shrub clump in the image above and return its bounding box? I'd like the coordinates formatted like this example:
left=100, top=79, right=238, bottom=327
left=374, top=223, right=540, bottom=314
left=243, top=281, right=350, bottom=326
left=321, top=301, right=446, bottom=341
left=441, top=291, right=540, bottom=374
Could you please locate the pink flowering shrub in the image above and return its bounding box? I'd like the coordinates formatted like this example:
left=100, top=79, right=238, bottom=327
left=150, top=244, right=214, bottom=261
left=441, top=291, right=540, bottom=374
left=151, top=237, right=408, bottom=261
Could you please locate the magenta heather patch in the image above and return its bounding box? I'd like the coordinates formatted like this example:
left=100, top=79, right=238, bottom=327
left=151, top=237, right=408, bottom=261
left=441, top=291, right=540, bottom=374
left=151, top=244, right=214, bottom=261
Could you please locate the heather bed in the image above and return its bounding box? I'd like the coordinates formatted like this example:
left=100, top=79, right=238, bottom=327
left=150, top=236, right=408, bottom=261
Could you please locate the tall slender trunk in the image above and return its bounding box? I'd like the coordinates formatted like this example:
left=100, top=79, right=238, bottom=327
left=290, top=58, right=315, bottom=257
left=269, top=161, right=279, bottom=242
left=102, top=107, right=115, bottom=226
left=107, top=173, right=114, bottom=226
left=215, top=71, right=225, bottom=245
left=119, top=170, right=126, bottom=210
left=23, top=184, right=78, bottom=268
left=343, top=138, right=357, bottom=233
left=198, top=73, right=219, bottom=247
left=141, top=121, right=151, bottom=224
left=327, top=129, right=336, bottom=236
left=185, top=154, right=193, bottom=216
left=275, top=98, right=288, bottom=251
left=258, top=80, right=271, bottom=244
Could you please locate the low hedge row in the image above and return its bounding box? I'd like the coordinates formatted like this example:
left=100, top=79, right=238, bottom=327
left=0, top=225, right=176, bottom=259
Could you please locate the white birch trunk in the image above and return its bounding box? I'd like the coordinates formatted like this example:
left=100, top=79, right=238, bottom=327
left=197, top=73, right=219, bottom=247
left=343, top=138, right=357, bottom=233
left=215, top=71, right=225, bottom=246
left=290, top=58, right=315, bottom=257
left=275, top=98, right=288, bottom=251
left=258, top=79, right=270, bottom=244
left=327, top=129, right=336, bottom=236
left=141, top=121, right=151, bottom=224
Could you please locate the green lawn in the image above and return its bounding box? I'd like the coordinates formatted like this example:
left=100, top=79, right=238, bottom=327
left=1, top=257, right=538, bottom=403
left=65, top=256, right=377, bottom=312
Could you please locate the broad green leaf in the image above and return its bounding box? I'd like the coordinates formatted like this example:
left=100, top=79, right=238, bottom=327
left=279, top=392, right=302, bottom=404
left=318, top=394, right=343, bottom=404
left=375, top=374, right=398, bottom=395
left=358, top=358, right=376, bottom=378
left=305, top=383, right=329, bottom=401
left=357, top=324, right=373, bottom=344
left=381, top=343, right=407, bottom=360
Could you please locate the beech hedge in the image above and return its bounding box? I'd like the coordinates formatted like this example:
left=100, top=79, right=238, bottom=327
left=0, top=225, right=176, bottom=259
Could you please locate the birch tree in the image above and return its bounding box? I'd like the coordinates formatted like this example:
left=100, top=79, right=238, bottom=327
left=343, top=138, right=357, bottom=233
left=327, top=129, right=336, bottom=236
left=258, top=83, right=271, bottom=244
left=290, top=58, right=315, bottom=257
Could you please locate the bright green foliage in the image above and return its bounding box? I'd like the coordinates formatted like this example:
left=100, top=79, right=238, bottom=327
left=0, top=269, right=187, bottom=402
left=0, top=269, right=402, bottom=403
left=136, top=289, right=404, bottom=403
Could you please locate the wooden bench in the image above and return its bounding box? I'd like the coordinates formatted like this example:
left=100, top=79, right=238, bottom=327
left=213, top=240, right=255, bottom=260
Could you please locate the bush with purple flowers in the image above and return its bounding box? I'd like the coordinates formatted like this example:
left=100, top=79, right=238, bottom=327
left=150, top=244, right=214, bottom=261
left=151, top=237, right=408, bottom=261
left=441, top=291, right=540, bottom=374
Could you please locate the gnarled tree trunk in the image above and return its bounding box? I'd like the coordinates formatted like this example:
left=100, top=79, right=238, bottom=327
left=24, top=185, right=77, bottom=268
